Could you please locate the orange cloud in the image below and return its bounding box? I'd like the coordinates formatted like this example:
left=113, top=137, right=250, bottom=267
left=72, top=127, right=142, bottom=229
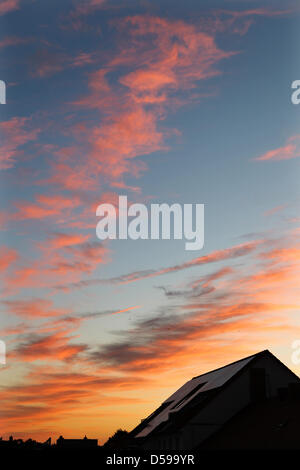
left=0, top=364, right=149, bottom=443
left=82, top=231, right=300, bottom=379
left=2, top=232, right=299, bottom=442
left=2, top=298, right=70, bottom=318
left=11, top=329, right=86, bottom=362
left=3, top=237, right=108, bottom=295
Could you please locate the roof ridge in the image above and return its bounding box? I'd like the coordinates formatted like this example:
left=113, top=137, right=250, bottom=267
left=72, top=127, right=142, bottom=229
left=191, top=349, right=269, bottom=380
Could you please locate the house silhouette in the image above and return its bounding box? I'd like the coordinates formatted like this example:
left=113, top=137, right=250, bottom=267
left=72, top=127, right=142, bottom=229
left=131, top=350, right=300, bottom=450
left=56, top=435, right=98, bottom=449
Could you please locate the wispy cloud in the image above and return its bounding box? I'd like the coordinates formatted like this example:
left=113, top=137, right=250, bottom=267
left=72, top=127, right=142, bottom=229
left=0, top=0, right=21, bottom=16
left=0, top=246, right=18, bottom=272
left=255, top=135, right=300, bottom=161
left=2, top=298, right=70, bottom=318
left=72, top=0, right=107, bottom=16
left=0, top=117, right=41, bottom=169
left=0, top=36, right=29, bottom=48
left=87, top=233, right=300, bottom=373
left=59, top=240, right=262, bottom=290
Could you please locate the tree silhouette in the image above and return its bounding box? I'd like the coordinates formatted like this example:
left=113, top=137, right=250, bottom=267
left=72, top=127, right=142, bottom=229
left=103, top=429, right=131, bottom=449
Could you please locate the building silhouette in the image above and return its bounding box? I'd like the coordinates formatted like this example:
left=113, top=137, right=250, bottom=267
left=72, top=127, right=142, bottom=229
left=0, top=436, right=51, bottom=449
left=131, top=350, right=300, bottom=450
left=56, top=435, right=98, bottom=449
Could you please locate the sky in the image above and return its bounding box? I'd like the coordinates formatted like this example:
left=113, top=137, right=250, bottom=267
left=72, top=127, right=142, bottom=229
left=0, top=0, right=300, bottom=443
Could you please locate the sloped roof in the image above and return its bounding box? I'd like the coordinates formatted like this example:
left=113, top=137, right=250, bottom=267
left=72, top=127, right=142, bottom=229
left=133, top=350, right=267, bottom=438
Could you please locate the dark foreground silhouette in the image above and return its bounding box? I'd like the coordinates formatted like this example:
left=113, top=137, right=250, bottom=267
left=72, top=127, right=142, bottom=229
left=2, top=351, right=300, bottom=462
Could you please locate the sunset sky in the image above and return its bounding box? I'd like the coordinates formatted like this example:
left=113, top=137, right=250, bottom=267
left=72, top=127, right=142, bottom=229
left=0, top=0, right=300, bottom=443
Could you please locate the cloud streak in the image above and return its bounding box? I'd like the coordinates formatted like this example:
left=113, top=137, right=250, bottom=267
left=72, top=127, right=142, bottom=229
left=59, top=240, right=262, bottom=290
left=255, top=135, right=300, bottom=161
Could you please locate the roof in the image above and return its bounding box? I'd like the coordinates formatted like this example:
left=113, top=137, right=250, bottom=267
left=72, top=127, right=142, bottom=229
left=133, top=350, right=268, bottom=438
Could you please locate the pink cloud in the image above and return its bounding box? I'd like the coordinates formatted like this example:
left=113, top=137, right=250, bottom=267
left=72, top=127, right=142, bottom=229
left=29, top=49, right=66, bottom=78
left=68, top=14, right=236, bottom=188
left=47, top=232, right=90, bottom=249
left=0, top=0, right=20, bottom=16
left=264, top=205, right=287, bottom=217
left=71, top=52, right=95, bottom=67
left=0, top=36, right=28, bottom=48
left=0, top=117, right=40, bottom=169
left=255, top=135, right=300, bottom=161
left=215, top=7, right=295, bottom=35
left=0, top=247, right=18, bottom=272
left=73, top=0, right=107, bottom=15
left=11, top=193, right=81, bottom=221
